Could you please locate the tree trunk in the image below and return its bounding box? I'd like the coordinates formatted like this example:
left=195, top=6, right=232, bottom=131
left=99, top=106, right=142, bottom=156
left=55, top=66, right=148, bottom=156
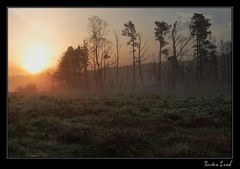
left=139, top=61, right=144, bottom=87
left=51, top=77, right=54, bottom=91
left=103, top=59, right=106, bottom=90
left=196, top=37, right=200, bottom=90
left=132, top=39, right=136, bottom=88
left=93, top=61, right=97, bottom=86
left=138, top=40, right=144, bottom=87
left=95, top=44, right=102, bottom=90
left=84, top=65, right=88, bottom=89
left=158, top=42, right=162, bottom=90
left=172, top=34, right=177, bottom=91
left=199, top=40, right=203, bottom=91
left=116, top=56, right=119, bottom=88
left=116, top=39, right=119, bottom=88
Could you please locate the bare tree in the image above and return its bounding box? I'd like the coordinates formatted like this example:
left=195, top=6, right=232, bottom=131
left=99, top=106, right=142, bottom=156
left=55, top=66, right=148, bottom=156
left=170, top=20, right=191, bottom=60
left=168, top=20, right=192, bottom=89
left=100, top=39, right=112, bottom=90
left=88, top=15, right=108, bottom=90
left=88, top=44, right=97, bottom=86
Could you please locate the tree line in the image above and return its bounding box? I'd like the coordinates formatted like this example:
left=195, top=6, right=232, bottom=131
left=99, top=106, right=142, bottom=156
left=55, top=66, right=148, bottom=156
left=50, top=13, right=231, bottom=94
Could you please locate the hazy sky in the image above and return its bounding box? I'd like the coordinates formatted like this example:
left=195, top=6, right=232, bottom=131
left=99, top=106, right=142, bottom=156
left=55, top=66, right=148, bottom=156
left=8, top=7, right=231, bottom=76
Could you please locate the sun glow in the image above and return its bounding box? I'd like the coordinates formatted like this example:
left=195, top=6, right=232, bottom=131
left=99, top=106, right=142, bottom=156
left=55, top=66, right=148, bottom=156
left=21, top=42, right=54, bottom=74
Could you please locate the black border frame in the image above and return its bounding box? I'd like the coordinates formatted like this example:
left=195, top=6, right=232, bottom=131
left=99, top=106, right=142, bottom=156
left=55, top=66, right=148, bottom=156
left=1, top=0, right=239, bottom=167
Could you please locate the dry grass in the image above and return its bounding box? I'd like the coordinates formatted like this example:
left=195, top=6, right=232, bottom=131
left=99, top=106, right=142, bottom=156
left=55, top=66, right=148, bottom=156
left=8, top=93, right=232, bottom=158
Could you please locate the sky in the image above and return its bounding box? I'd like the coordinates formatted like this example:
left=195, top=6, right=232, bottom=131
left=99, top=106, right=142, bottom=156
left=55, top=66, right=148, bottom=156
left=8, top=7, right=232, bottom=77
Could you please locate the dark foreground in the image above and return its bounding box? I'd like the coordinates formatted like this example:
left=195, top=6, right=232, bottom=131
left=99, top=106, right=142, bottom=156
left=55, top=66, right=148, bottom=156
left=8, top=93, right=232, bottom=158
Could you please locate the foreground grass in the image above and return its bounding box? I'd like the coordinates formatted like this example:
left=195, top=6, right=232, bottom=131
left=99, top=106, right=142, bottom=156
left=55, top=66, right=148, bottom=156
left=8, top=93, right=232, bottom=158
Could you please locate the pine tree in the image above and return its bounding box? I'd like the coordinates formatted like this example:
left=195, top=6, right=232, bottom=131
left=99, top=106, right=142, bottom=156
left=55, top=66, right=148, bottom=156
left=190, top=13, right=212, bottom=90
left=154, top=21, right=171, bottom=90
left=122, top=21, right=138, bottom=88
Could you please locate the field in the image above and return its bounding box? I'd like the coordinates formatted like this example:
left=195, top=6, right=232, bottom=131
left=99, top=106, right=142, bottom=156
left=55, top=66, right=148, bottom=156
left=8, top=93, right=232, bottom=158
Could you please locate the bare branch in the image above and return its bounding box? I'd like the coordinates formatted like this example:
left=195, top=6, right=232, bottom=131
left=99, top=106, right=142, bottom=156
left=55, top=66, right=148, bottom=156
left=176, top=36, right=192, bottom=57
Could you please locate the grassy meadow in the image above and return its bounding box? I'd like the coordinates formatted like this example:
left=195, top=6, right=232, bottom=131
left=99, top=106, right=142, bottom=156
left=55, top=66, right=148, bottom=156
left=8, top=93, right=232, bottom=158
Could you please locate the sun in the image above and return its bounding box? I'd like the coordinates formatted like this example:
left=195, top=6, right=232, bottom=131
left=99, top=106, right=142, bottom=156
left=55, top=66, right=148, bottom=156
left=21, top=42, right=53, bottom=74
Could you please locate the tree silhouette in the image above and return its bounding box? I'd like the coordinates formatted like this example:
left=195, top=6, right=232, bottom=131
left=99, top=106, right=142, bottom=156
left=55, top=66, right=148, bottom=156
left=154, top=21, right=171, bottom=90
left=55, top=44, right=89, bottom=90
left=46, top=12, right=231, bottom=94
left=55, top=46, right=74, bottom=89
left=88, top=16, right=109, bottom=90
left=101, top=39, right=112, bottom=90
left=81, top=41, right=90, bottom=89
left=168, top=20, right=192, bottom=90
left=122, top=21, right=138, bottom=88
left=190, top=13, right=212, bottom=90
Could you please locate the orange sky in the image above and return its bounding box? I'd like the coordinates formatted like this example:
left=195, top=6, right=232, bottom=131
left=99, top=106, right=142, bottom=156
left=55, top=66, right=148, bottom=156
left=8, top=8, right=231, bottom=77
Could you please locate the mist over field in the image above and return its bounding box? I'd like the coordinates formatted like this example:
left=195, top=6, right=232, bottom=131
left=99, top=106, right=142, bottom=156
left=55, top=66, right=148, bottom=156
left=8, top=8, right=232, bottom=158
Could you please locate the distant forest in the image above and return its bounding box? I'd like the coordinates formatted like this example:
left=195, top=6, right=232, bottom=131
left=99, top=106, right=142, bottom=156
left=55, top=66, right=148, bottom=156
left=12, top=13, right=232, bottom=94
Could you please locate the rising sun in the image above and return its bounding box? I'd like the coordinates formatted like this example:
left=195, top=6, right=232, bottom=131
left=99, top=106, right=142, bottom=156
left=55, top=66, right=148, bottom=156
left=21, top=42, right=53, bottom=74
